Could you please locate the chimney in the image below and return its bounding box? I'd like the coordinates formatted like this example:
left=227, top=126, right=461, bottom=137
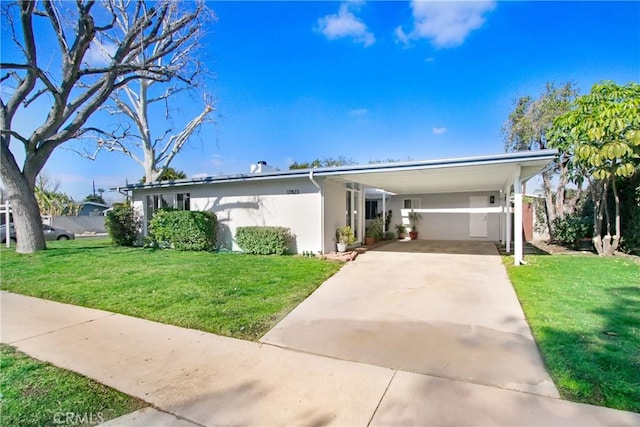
left=250, top=160, right=275, bottom=174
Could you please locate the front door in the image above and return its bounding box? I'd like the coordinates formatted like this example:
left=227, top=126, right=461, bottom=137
left=469, top=196, right=488, bottom=237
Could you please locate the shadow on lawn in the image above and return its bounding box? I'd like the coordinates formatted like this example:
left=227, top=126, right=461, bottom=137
left=535, top=285, right=640, bottom=412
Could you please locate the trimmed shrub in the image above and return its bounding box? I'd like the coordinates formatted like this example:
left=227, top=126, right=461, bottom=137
left=149, top=209, right=217, bottom=251
left=552, top=214, right=591, bottom=246
left=105, top=203, right=141, bottom=246
left=235, top=226, right=294, bottom=255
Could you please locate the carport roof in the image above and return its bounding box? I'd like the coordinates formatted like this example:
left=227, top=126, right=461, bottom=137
left=116, top=150, right=557, bottom=195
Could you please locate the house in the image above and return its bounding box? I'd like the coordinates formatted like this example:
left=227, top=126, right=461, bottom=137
left=115, top=150, right=557, bottom=265
left=78, top=201, right=111, bottom=216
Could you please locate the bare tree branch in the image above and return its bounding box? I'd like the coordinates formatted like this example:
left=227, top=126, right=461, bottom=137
left=1, top=0, right=212, bottom=253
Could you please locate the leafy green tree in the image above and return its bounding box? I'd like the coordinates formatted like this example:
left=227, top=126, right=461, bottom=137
left=502, top=82, right=579, bottom=237
left=34, top=176, right=80, bottom=216
left=289, top=156, right=355, bottom=169
left=549, top=81, right=640, bottom=255
left=141, top=167, right=187, bottom=183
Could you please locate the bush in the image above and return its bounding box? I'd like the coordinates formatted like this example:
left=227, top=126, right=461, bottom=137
left=552, top=214, right=591, bottom=246
left=149, top=209, right=217, bottom=251
left=366, top=217, right=384, bottom=240
left=105, top=204, right=141, bottom=246
left=235, top=226, right=294, bottom=255
left=383, top=231, right=396, bottom=240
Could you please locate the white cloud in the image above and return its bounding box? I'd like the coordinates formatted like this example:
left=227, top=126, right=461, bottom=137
left=84, top=41, right=116, bottom=67
left=349, top=108, right=369, bottom=116
left=210, top=154, right=225, bottom=167
left=432, top=127, right=447, bottom=135
left=317, top=3, right=375, bottom=47
left=191, top=172, right=210, bottom=179
left=396, top=1, right=495, bottom=49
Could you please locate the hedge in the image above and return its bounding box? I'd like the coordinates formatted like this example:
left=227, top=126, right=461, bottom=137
left=149, top=209, right=217, bottom=251
left=235, top=226, right=294, bottom=255
left=105, top=204, right=141, bottom=247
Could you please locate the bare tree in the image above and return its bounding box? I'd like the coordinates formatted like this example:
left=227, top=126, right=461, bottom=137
left=85, top=0, right=214, bottom=182
left=1, top=0, right=208, bottom=253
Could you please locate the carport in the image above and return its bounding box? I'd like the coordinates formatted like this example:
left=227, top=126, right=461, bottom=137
left=320, top=150, right=557, bottom=265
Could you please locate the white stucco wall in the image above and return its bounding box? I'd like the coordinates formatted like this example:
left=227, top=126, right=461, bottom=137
left=133, top=177, right=322, bottom=253
left=322, top=179, right=347, bottom=253
left=387, top=191, right=502, bottom=241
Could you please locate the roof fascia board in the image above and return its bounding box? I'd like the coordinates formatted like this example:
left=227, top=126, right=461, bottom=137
left=115, top=150, right=557, bottom=191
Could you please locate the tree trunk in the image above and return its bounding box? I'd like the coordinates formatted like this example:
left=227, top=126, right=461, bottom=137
left=542, top=170, right=556, bottom=239
left=0, top=149, right=46, bottom=253
left=591, top=180, right=605, bottom=256
left=605, top=178, right=621, bottom=256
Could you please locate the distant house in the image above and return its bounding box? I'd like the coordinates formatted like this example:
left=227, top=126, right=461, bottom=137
left=78, top=202, right=111, bottom=216
left=114, top=151, right=557, bottom=265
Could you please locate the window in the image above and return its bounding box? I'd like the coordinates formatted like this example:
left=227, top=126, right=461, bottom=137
left=403, top=198, right=421, bottom=210
left=176, top=193, right=190, bottom=211
left=365, top=200, right=378, bottom=220
left=145, top=192, right=191, bottom=224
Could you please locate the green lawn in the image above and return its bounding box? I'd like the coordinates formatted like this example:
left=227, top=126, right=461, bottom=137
left=0, top=344, right=145, bottom=426
left=0, top=239, right=342, bottom=340
left=505, top=254, right=640, bottom=412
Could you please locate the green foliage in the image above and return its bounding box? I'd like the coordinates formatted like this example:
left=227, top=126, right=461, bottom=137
left=618, top=173, right=640, bottom=254
left=84, top=194, right=106, bottom=204
left=235, top=226, right=294, bottom=255
left=335, top=226, right=356, bottom=244
left=552, top=214, right=592, bottom=245
left=289, top=156, right=355, bottom=169
left=34, top=176, right=80, bottom=216
left=0, top=345, right=145, bottom=426
left=503, top=81, right=578, bottom=153
left=365, top=217, right=384, bottom=240
left=408, top=210, right=422, bottom=231
left=550, top=81, right=640, bottom=182
left=105, top=204, right=141, bottom=246
left=141, top=167, right=187, bottom=183
left=549, top=81, right=640, bottom=254
left=395, top=223, right=406, bottom=234
left=382, top=231, right=396, bottom=240
left=149, top=209, right=217, bottom=251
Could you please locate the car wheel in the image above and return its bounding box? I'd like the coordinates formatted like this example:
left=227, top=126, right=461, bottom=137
left=57, top=235, right=69, bottom=241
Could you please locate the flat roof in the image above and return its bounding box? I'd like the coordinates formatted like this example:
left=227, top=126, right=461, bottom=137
left=114, top=150, right=557, bottom=195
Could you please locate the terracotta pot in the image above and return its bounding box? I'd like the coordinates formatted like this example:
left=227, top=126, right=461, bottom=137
left=364, top=237, right=375, bottom=246
left=409, top=231, right=418, bottom=240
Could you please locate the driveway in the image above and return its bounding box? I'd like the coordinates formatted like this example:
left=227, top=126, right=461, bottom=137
left=261, top=240, right=559, bottom=398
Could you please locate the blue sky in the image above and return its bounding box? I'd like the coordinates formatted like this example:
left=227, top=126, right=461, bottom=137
left=4, top=1, right=640, bottom=201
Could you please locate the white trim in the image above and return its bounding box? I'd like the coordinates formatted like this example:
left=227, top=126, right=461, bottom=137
left=514, top=166, right=523, bottom=266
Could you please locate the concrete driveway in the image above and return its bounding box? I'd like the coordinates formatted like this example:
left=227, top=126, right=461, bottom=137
left=262, top=240, right=559, bottom=398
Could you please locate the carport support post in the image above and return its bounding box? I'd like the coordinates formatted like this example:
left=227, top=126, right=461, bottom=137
left=505, top=186, right=511, bottom=253
left=382, top=192, right=386, bottom=233
left=513, top=166, right=523, bottom=266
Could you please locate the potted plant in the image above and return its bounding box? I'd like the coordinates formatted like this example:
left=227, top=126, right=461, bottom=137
left=408, top=210, right=422, bottom=240
left=365, top=217, right=383, bottom=245
left=335, top=226, right=356, bottom=252
left=395, top=223, right=407, bottom=239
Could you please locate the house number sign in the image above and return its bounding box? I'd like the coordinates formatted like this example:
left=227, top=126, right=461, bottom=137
left=286, top=189, right=300, bottom=194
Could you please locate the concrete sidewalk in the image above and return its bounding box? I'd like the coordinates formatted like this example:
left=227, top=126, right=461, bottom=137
left=2, top=292, right=639, bottom=426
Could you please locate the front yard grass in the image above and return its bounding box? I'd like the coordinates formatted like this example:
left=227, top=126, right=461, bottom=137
left=505, top=254, right=640, bottom=412
left=0, top=344, right=146, bottom=426
left=0, top=239, right=342, bottom=340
